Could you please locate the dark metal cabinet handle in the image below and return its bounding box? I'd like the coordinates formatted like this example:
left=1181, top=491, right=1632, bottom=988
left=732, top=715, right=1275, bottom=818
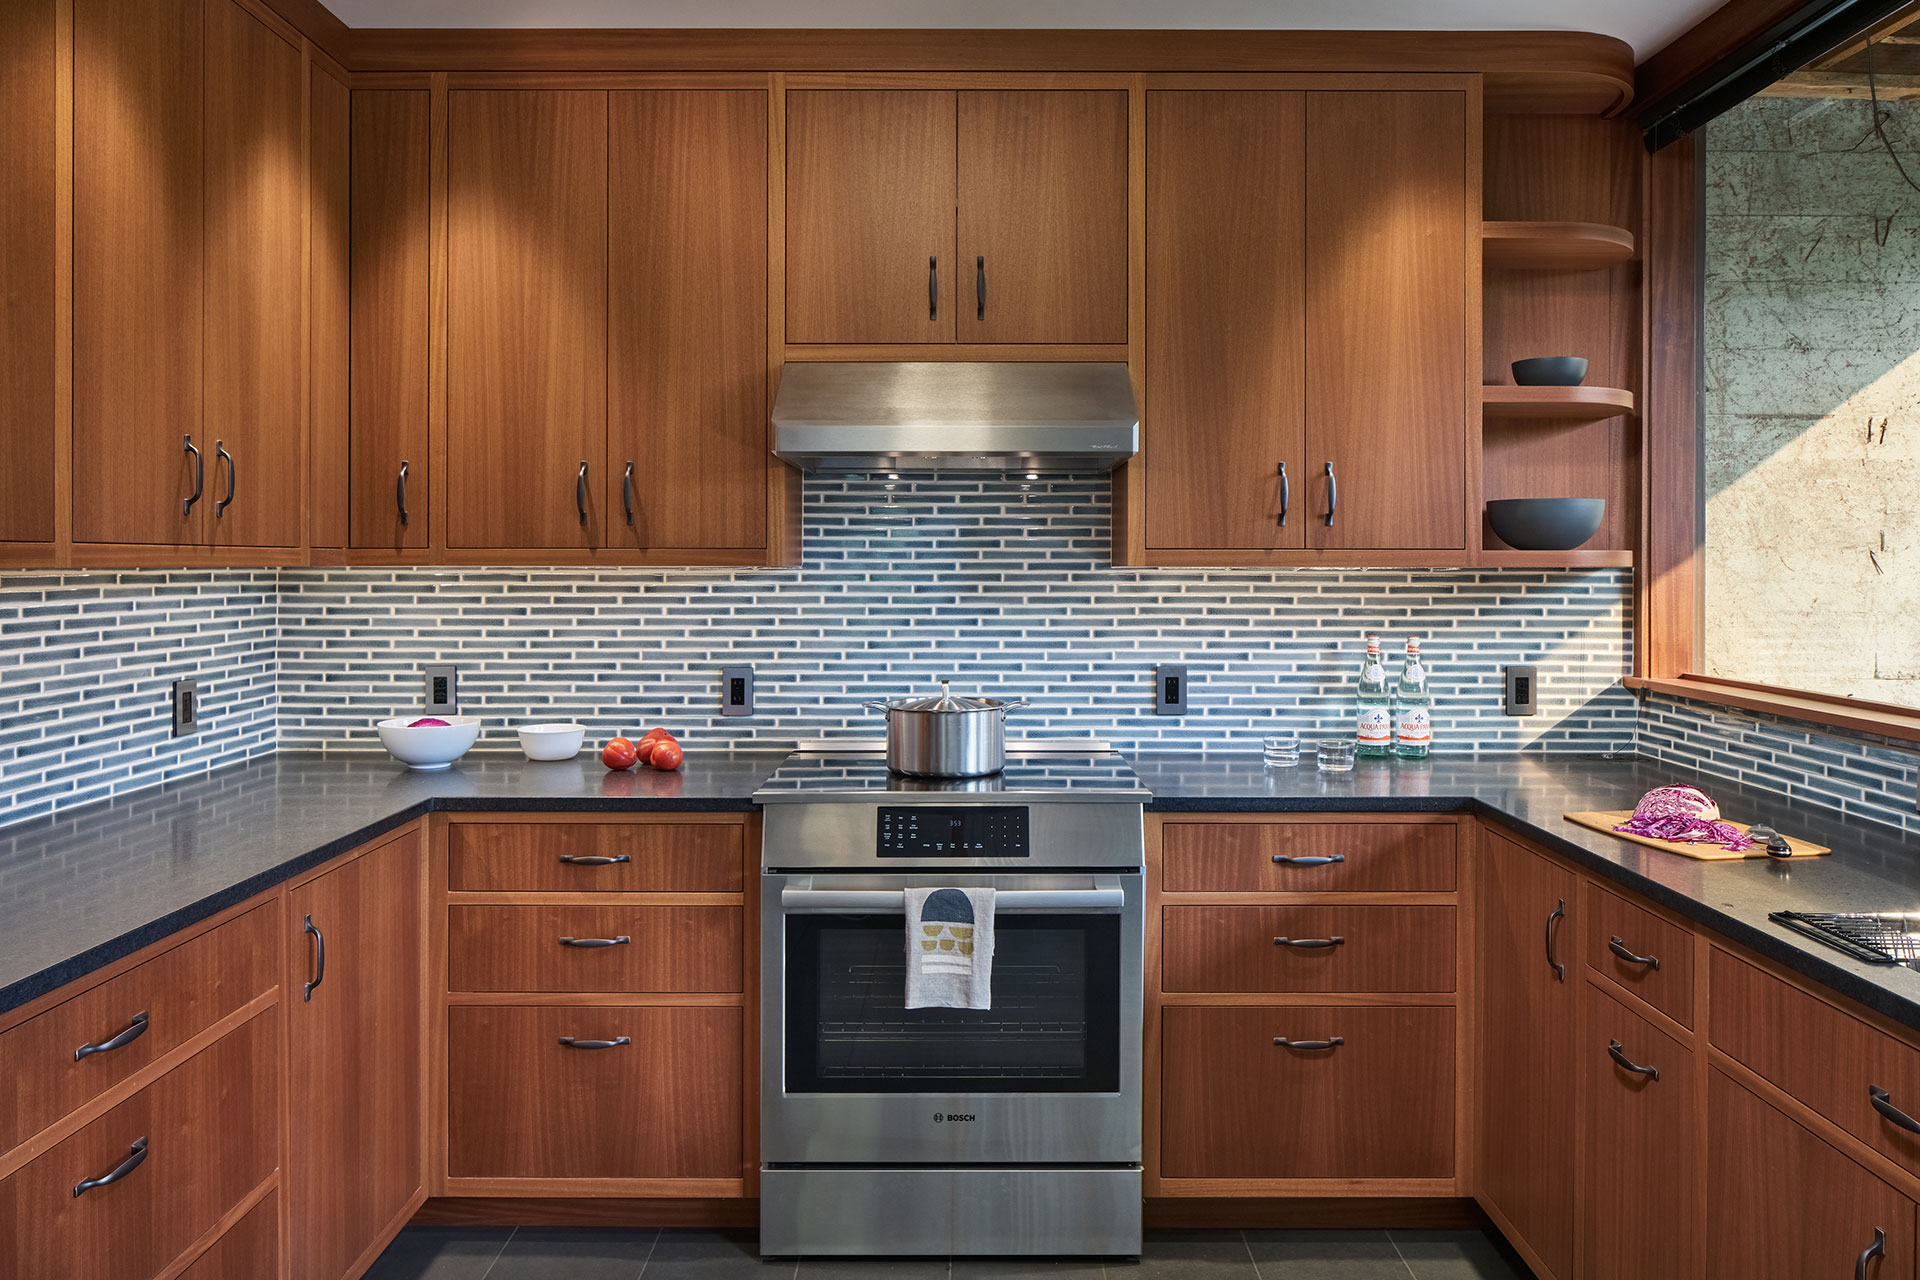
left=1323, top=461, right=1337, bottom=526
left=623, top=462, right=636, bottom=527
left=1608, top=1038, right=1659, bottom=1081
left=72, top=1137, right=148, bottom=1198
left=559, top=1035, right=632, bottom=1050
left=976, top=256, right=986, bottom=321
left=1858, top=1227, right=1887, bottom=1280
left=1273, top=1036, right=1345, bottom=1051
left=559, top=935, right=631, bottom=948
left=1276, top=462, right=1289, bottom=527
left=75, top=1010, right=150, bottom=1062
left=1870, top=1085, right=1920, bottom=1134
left=215, top=441, right=235, bottom=517
left=1272, top=853, right=1344, bottom=867
left=183, top=436, right=204, bottom=515
left=576, top=461, right=589, bottom=526
left=1608, top=936, right=1661, bottom=969
left=396, top=460, right=410, bottom=526
left=1274, top=936, right=1346, bottom=949
left=929, top=256, right=939, bottom=320
left=559, top=854, right=632, bottom=866
left=303, top=915, right=325, bottom=1002
left=1546, top=898, right=1567, bottom=982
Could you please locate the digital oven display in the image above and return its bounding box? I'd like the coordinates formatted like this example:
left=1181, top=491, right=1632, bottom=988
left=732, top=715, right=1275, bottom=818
left=876, top=806, right=1030, bottom=858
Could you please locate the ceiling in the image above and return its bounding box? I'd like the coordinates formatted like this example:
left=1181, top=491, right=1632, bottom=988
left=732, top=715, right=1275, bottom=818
left=323, top=0, right=1724, bottom=62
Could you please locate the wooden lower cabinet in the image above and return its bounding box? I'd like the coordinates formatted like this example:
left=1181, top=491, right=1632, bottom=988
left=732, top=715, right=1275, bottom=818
left=179, top=1189, right=282, bottom=1280
left=1162, top=904, right=1455, bottom=994
left=445, top=904, right=744, bottom=994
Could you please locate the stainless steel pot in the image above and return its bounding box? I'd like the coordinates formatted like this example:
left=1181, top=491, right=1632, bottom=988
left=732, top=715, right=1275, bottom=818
left=862, top=680, right=1030, bottom=778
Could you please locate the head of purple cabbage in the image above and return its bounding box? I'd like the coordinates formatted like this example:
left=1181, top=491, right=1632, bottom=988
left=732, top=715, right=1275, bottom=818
left=1613, top=785, right=1755, bottom=851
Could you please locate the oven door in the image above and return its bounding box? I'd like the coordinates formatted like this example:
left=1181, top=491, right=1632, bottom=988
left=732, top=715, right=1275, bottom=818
left=762, top=871, right=1143, bottom=1166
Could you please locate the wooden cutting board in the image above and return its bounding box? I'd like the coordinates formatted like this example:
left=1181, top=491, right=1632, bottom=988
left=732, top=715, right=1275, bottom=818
left=1564, top=811, right=1831, bottom=861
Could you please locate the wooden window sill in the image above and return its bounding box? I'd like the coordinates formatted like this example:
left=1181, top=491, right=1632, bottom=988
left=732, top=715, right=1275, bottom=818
left=1625, top=675, right=1920, bottom=746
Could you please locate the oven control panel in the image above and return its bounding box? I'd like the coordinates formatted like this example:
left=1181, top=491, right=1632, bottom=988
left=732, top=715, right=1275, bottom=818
left=877, top=806, right=1030, bottom=858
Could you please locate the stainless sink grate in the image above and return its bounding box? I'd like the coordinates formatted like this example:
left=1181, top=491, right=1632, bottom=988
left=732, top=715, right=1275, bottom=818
left=1770, top=911, right=1920, bottom=966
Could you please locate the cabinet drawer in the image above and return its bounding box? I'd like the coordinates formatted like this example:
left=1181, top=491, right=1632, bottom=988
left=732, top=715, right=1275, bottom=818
left=447, top=1004, right=742, bottom=1180
left=1161, top=820, right=1456, bottom=893
left=0, top=902, right=276, bottom=1156
left=1160, top=1005, right=1454, bottom=1179
left=179, top=1188, right=280, bottom=1280
left=1584, top=882, right=1694, bottom=1027
left=0, top=1010, right=279, bottom=1280
left=448, top=820, right=745, bottom=893
left=1713, top=948, right=1920, bottom=1182
left=1162, top=905, right=1455, bottom=993
left=447, top=905, right=743, bottom=993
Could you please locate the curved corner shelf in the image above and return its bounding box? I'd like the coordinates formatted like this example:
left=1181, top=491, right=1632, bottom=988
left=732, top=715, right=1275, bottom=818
left=1482, top=385, right=1635, bottom=424
left=1483, top=221, right=1635, bottom=270
left=1477, top=547, right=1634, bottom=568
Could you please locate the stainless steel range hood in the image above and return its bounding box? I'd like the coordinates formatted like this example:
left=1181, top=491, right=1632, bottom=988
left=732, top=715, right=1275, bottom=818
left=772, top=362, right=1138, bottom=473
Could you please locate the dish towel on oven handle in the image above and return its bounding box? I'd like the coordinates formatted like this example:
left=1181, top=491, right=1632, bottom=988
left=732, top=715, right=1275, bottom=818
left=904, top=886, right=995, bottom=1010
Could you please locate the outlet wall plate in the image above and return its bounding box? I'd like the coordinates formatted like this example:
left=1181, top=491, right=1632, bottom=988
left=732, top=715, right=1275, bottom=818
left=1155, top=664, right=1190, bottom=716
left=423, top=664, right=459, bottom=716
left=721, top=666, right=755, bottom=717
left=1503, top=664, right=1539, bottom=717
left=171, top=677, right=200, bottom=738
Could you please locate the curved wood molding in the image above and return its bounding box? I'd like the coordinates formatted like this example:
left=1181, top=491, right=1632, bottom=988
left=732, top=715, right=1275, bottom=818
left=1483, top=221, right=1636, bottom=270
left=1482, top=385, right=1636, bottom=423
left=347, top=28, right=1635, bottom=113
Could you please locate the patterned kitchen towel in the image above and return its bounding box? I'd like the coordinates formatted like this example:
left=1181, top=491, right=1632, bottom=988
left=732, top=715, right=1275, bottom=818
left=904, top=886, right=995, bottom=1010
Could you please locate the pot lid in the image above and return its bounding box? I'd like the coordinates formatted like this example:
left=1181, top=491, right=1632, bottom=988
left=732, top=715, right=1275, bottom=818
left=873, top=680, right=1013, bottom=713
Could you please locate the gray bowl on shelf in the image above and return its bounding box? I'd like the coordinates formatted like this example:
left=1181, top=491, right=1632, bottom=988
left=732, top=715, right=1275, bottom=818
left=1486, top=498, right=1606, bottom=551
left=1511, top=356, right=1588, bottom=386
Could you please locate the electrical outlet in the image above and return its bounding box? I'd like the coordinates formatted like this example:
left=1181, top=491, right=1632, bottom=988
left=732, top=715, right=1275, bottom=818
left=423, top=664, right=459, bottom=716
left=1503, top=665, right=1539, bottom=716
left=171, top=677, right=200, bottom=738
left=721, top=666, right=755, bottom=716
left=1155, top=665, right=1190, bottom=716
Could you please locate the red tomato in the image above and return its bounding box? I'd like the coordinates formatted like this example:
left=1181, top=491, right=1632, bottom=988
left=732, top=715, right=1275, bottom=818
left=650, top=739, right=684, bottom=771
left=601, top=737, right=638, bottom=771
left=633, top=737, right=659, bottom=765
left=640, top=727, right=672, bottom=743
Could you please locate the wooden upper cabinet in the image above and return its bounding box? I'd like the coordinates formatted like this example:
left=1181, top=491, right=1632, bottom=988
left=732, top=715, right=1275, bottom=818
left=0, top=0, right=57, bottom=545
left=203, top=0, right=302, bottom=549
left=72, top=0, right=206, bottom=547
left=1144, top=91, right=1305, bottom=551
left=608, top=90, right=768, bottom=551
left=447, top=90, right=608, bottom=550
left=350, top=89, right=431, bottom=551
left=309, top=69, right=350, bottom=552
left=786, top=90, right=956, bottom=344
left=956, top=90, right=1127, bottom=343
left=1304, top=91, right=1469, bottom=551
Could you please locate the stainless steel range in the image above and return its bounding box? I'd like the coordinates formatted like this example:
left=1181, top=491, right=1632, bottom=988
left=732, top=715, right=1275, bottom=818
left=754, top=740, right=1147, bottom=1258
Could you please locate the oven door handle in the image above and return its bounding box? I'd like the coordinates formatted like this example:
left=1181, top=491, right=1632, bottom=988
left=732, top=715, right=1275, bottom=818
left=779, top=883, right=1125, bottom=914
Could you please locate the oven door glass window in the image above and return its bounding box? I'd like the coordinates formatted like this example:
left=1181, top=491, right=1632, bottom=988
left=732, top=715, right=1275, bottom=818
left=785, top=913, right=1121, bottom=1094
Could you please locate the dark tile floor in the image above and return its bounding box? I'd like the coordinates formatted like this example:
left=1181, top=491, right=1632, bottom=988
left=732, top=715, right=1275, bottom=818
left=364, top=1228, right=1534, bottom=1280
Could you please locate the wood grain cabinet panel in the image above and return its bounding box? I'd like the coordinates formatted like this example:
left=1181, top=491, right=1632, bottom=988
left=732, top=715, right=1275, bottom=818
left=607, top=89, right=768, bottom=551
left=0, top=1009, right=279, bottom=1280
left=1160, top=819, right=1456, bottom=893
left=447, top=1004, right=742, bottom=1181
left=1161, top=1005, right=1453, bottom=1179
left=0, top=0, right=57, bottom=545
left=1583, top=881, right=1694, bottom=1027
left=447, top=905, right=744, bottom=994
left=1709, top=1069, right=1917, bottom=1280
left=447, top=820, right=746, bottom=893
left=447, top=90, right=608, bottom=549
left=1162, top=905, right=1455, bottom=993
left=309, top=69, right=350, bottom=552
left=177, top=1188, right=281, bottom=1280
left=0, top=902, right=275, bottom=1157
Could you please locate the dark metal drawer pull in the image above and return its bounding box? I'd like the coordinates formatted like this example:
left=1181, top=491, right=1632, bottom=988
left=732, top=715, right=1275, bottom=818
left=929, top=256, right=939, bottom=320
left=623, top=461, right=636, bottom=527
left=1546, top=898, right=1567, bottom=982
left=559, top=935, right=630, bottom=948
left=1273, top=1037, right=1345, bottom=1052
left=1274, top=936, right=1346, bottom=950
left=72, top=1137, right=148, bottom=1198
left=397, top=460, right=410, bottom=526
left=1608, top=936, right=1661, bottom=969
left=1870, top=1085, right=1920, bottom=1134
left=303, top=915, right=325, bottom=1002
left=576, top=461, right=589, bottom=525
left=1607, top=1039, right=1659, bottom=1081
left=1323, top=461, right=1337, bottom=526
left=183, top=436, right=203, bottom=515
left=559, top=1036, right=632, bottom=1050
left=215, top=441, right=235, bottom=517
left=1858, top=1227, right=1886, bottom=1280
left=75, top=1011, right=150, bottom=1062
left=1276, top=461, right=1289, bottom=526
left=559, top=854, right=632, bottom=866
left=1272, top=854, right=1344, bottom=867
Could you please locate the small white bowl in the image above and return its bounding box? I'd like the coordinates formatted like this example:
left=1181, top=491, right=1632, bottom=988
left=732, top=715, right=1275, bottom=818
left=376, top=715, right=482, bottom=771
left=517, top=722, right=586, bottom=762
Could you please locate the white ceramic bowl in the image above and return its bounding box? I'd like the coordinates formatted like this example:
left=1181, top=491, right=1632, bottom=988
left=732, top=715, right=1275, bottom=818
left=375, top=715, right=482, bottom=771
left=517, top=722, right=586, bottom=762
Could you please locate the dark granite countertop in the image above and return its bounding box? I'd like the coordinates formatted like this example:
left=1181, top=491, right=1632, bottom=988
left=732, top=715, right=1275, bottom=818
left=5, top=747, right=1920, bottom=1038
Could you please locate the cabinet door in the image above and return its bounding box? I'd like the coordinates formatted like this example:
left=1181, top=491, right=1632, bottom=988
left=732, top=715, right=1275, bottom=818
left=786, top=90, right=955, bottom=344
left=447, top=90, right=608, bottom=549
left=957, top=90, right=1127, bottom=344
left=204, top=0, right=302, bottom=549
left=309, top=68, right=350, bottom=551
left=1143, top=91, right=1305, bottom=551
left=350, top=89, right=431, bottom=550
left=1580, top=984, right=1700, bottom=1279
left=1475, top=831, right=1577, bottom=1280
left=608, top=89, right=767, bottom=551
left=0, top=0, right=57, bottom=544
left=1304, top=91, right=1468, bottom=551
left=1709, top=1070, right=1917, bottom=1280
left=72, top=0, right=205, bottom=546
left=287, top=830, right=424, bottom=1280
